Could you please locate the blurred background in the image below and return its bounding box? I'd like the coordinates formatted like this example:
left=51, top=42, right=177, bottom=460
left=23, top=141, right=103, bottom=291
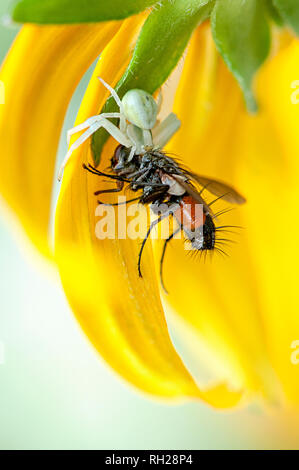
left=0, top=0, right=299, bottom=450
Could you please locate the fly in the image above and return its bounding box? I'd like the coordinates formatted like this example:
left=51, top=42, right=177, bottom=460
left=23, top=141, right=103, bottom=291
left=83, top=145, right=246, bottom=293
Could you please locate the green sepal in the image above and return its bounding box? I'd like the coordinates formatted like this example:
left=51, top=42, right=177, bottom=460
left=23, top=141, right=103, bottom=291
left=92, top=0, right=214, bottom=165
left=211, top=0, right=271, bottom=112
left=10, top=0, right=158, bottom=24
left=273, top=0, right=299, bottom=35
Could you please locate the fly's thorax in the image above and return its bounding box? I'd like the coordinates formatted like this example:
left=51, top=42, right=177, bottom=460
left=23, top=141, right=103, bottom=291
left=139, top=152, right=155, bottom=170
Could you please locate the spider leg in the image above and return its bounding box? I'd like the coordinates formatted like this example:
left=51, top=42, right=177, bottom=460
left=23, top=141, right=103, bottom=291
left=160, top=227, right=180, bottom=294
left=58, top=118, right=131, bottom=181
left=143, top=129, right=153, bottom=147
left=128, top=145, right=137, bottom=161
left=59, top=122, right=102, bottom=181
left=98, top=77, right=126, bottom=133
left=126, top=124, right=143, bottom=159
left=156, top=88, right=163, bottom=114
left=67, top=113, right=122, bottom=146
left=152, top=112, right=181, bottom=149
left=98, top=77, right=123, bottom=111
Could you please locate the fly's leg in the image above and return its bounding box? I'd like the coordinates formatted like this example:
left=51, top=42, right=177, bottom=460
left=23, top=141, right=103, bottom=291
left=160, top=227, right=181, bottom=294
left=83, top=163, right=132, bottom=183
left=94, top=180, right=124, bottom=196
left=140, top=186, right=170, bottom=205
left=84, top=166, right=140, bottom=205
left=83, top=164, right=169, bottom=189
left=138, top=212, right=170, bottom=278
left=133, top=169, right=151, bottom=184
left=97, top=196, right=141, bottom=206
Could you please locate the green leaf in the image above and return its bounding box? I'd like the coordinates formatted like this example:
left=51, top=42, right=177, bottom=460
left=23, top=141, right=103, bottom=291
left=92, top=0, right=214, bottom=165
left=264, top=0, right=284, bottom=26
left=211, top=0, right=271, bottom=112
left=11, top=0, right=158, bottom=24
left=273, top=0, right=299, bottom=35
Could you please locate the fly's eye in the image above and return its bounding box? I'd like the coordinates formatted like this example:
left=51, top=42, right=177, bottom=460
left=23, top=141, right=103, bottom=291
left=122, top=89, right=158, bottom=130
left=111, top=144, right=123, bottom=168
left=111, top=144, right=129, bottom=169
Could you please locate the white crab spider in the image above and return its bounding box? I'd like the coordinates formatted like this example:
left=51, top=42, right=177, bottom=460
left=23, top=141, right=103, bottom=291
left=58, top=78, right=181, bottom=181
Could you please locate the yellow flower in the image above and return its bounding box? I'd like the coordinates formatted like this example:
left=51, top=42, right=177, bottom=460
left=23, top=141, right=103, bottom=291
left=1, top=1, right=299, bottom=409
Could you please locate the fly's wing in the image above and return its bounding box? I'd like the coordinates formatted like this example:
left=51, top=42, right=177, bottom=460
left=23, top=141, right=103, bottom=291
left=171, top=175, right=213, bottom=216
left=185, top=172, right=246, bottom=205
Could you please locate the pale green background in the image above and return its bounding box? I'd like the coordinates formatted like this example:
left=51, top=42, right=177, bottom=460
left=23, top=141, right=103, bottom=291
left=0, top=0, right=298, bottom=450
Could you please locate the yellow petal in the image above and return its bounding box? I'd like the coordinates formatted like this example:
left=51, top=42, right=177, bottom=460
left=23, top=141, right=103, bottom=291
left=0, top=21, right=121, bottom=257
left=163, top=26, right=267, bottom=397
left=165, top=25, right=299, bottom=406
left=55, top=17, right=241, bottom=407
left=240, top=37, right=299, bottom=406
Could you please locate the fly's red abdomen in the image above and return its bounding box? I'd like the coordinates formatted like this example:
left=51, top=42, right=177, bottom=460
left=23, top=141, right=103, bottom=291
left=174, top=195, right=215, bottom=251
left=174, top=195, right=205, bottom=231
